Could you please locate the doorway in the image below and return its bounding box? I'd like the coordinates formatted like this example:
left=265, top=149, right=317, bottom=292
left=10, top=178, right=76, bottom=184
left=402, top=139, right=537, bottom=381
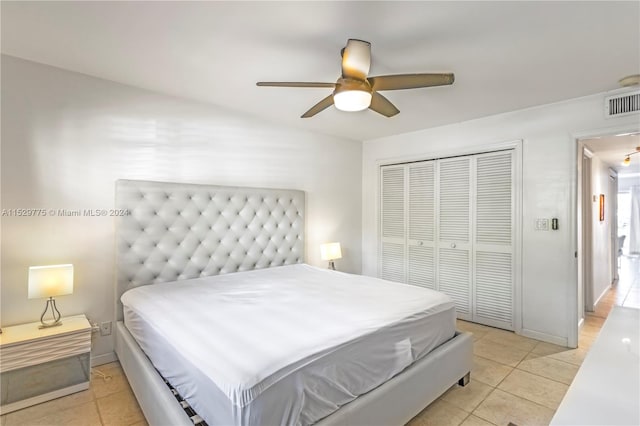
left=575, top=128, right=639, bottom=347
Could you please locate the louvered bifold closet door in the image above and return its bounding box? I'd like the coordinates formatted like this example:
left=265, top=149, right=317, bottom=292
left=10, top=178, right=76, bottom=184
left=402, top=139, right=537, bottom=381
left=438, top=158, right=472, bottom=320
left=408, top=161, right=436, bottom=289
left=380, top=165, right=406, bottom=283
left=473, top=151, right=515, bottom=330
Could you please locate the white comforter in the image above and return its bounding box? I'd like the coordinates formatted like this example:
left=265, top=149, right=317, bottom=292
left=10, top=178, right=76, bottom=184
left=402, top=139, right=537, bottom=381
left=121, top=264, right=455, bottom=425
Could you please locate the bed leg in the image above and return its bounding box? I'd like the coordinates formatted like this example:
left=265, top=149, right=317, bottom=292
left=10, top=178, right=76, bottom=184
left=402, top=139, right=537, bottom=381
left=458, top=372, right=470, bottom=387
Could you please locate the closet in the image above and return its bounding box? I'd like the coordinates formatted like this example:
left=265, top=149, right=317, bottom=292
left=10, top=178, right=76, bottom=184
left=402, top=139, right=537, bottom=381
left=380, top=150, right=515, bottom=330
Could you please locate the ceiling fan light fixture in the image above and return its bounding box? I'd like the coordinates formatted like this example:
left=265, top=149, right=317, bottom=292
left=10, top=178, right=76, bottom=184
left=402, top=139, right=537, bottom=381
left=333, top=89, right=372, bottom=112
left=333, top=78, right=372, bottom=112
left=621, top=146, right=640, bottom=166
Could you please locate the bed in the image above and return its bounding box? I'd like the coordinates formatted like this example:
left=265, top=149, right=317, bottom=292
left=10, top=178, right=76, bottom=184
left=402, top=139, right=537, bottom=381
left=114, top=179, right=473, bottom=426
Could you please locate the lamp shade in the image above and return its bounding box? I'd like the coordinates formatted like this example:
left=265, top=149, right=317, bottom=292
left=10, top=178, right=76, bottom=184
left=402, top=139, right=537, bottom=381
left=28, top=264, right=74, bottom=299
left=320, top=243, right=342, bottom=261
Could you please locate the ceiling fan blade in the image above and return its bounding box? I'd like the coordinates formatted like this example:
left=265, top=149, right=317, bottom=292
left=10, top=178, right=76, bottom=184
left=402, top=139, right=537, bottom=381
left=301, top=95, right=334, bottom=118
left=369, top=73, right=454, bottom=91
left=256, top=82, right=335, bottom=88
left=369, top=92, right=400, bottom=117
left=341, top=39, right=371, bottom=80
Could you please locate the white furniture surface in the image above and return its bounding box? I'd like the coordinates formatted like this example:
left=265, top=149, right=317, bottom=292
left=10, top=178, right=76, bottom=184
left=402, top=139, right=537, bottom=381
left=116, top=321, right=473, bottom=426
left=551, top=306, right=640, bottom=426
left=115, top=179, right=305, bottom=320
left=121, top=264, right=457, bottom=426
left=114, top=180, right=473, bottom=425
left=0, top=315, right=91, bottom=414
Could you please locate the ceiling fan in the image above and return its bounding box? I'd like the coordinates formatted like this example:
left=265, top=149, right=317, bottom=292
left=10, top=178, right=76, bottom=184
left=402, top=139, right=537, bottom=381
left=256, top=39, right=455, bottom=118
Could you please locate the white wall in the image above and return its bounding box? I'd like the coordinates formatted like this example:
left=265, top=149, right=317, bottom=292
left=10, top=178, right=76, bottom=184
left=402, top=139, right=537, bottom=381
left=589, top=157, right=614, bottom=308
left=0, top=55, right=362, bottom=362
left=362, top=92, right=639, bottom=346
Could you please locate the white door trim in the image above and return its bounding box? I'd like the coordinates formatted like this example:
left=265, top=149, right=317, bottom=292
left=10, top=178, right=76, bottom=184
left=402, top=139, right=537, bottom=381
left=582, top=150, right=594, bottom=313
left=609, top=170, right=618, bottom=283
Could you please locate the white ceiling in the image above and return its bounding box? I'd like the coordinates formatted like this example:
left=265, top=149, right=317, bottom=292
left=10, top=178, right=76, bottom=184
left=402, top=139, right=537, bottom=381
left=1, top=1, right=639, bottom=141
left=583, top=134, right=640, bottom=176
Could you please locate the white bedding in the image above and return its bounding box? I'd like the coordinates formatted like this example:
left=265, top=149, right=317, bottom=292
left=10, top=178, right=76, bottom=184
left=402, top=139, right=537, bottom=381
left=121, top=264, right=456, bottom=426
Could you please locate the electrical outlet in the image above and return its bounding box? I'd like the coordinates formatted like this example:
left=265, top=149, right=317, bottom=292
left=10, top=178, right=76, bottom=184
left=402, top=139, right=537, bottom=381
left=100, top=321, right=112, bottom=336
left=535, top=218, right=549, bottom=231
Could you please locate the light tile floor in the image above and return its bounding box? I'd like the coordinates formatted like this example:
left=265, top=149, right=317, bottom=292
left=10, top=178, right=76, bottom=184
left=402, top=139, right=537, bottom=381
left=2, top=256, right=637, bottom=426
left=408, top=255, right=639, bottom=426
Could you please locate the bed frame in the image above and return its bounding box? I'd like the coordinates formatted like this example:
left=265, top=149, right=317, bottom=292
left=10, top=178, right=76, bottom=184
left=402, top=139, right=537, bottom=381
left=113, top=179, right=473, bottom=426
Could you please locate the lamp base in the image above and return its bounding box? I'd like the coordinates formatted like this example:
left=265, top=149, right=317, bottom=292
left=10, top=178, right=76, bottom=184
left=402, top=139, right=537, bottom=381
left=38, top=297, right=63, bottom=329
left=328, top=260, right=336, bottom=270
left=38, top=321, right=63, bottom=329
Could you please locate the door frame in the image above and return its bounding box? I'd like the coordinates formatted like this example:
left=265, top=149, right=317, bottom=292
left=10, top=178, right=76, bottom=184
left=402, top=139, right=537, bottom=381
left=375, top=139, right=523, bottom=334
left=571, top=123, right=639, bottom=348
left=580, top=148, right=594, bottom=314
left=609, top=170, right=618, bottom=283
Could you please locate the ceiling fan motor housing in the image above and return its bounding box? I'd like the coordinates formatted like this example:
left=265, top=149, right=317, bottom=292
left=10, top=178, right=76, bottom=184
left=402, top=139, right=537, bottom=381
left=334, top=78, right=372, bottom=95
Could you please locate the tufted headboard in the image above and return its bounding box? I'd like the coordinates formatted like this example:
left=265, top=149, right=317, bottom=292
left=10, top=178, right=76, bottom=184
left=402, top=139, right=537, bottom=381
left=115, top=179, right=305, bottom=319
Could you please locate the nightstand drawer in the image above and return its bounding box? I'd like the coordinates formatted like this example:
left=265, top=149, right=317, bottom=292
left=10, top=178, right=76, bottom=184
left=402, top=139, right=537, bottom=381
left=0, top=330, right=90, bottom=373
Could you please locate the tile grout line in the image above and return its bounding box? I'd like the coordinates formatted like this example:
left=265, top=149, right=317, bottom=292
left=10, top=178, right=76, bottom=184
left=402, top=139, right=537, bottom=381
left=468, top=339, right=524, bottom=425
left=95, top=397, right=106, bottom=426
left=513, top=353, right=581, bottom=387
left=490, top=319, right=608, bottom=414
left=468, top=387, right=500, bottom=426
left=458, top=411, right=472, bottom=426
left=472, top=333, right=574, bottom=418
left=487, top=386, right=560, bottom=412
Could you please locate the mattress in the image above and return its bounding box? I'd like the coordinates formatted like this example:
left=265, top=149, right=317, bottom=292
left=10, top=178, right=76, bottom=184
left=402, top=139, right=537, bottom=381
left=121, top=264, right=456, bottom=426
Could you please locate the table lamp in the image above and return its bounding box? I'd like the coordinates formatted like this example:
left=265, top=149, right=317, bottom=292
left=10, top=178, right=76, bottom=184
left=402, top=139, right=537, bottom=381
left=28, top=264, right=74, bottom=328
left=320, top=242, right=342, bottom=270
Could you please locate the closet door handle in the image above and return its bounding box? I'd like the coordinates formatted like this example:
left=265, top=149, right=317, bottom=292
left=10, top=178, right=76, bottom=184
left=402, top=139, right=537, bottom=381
left=418, top=241, right=424, bottom=246
left=451, top=243, right=457, bottom=248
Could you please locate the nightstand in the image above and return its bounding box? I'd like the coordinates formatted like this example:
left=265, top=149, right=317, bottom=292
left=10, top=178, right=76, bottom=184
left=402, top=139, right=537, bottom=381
left=0, top=314, right=91, bottom=414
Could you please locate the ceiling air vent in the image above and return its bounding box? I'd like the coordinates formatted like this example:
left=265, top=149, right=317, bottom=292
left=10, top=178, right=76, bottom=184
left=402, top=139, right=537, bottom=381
left=605, top=90, right=640, bottom=118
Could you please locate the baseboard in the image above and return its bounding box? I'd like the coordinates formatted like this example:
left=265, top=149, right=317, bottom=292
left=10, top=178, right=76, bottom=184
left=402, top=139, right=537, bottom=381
left=520, top=328, right=568, bottom=347
left=91, top=351, right=118, bottom=367
left=593, top=285, right=610, bottom=308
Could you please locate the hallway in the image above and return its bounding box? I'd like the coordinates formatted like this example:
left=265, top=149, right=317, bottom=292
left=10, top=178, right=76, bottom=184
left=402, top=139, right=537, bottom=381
left=590, top=254, right=640, bottom=319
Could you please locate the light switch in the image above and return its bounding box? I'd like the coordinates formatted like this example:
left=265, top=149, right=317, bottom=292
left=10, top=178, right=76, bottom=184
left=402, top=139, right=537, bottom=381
left=535, top=218, right=549, bottom=231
